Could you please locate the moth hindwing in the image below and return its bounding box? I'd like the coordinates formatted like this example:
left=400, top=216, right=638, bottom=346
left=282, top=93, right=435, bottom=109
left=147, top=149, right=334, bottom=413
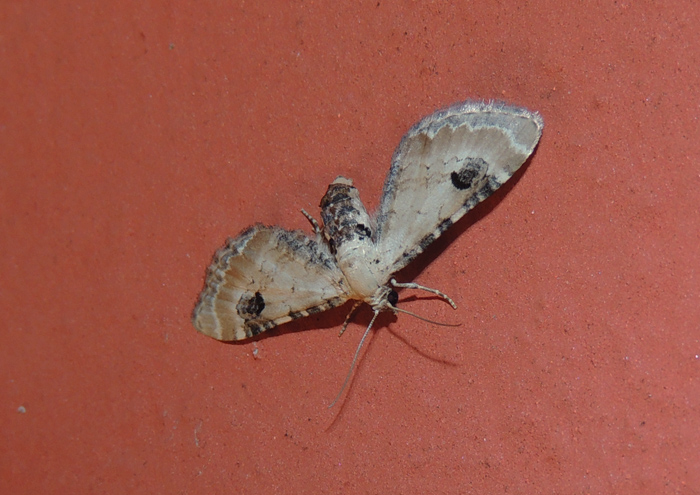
left=193, top=100, right=543, bottom=341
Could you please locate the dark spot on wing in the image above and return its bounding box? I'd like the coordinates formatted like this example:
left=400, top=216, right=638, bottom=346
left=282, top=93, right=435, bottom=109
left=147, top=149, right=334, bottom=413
left=451, top=157, right=489, bottom=190
left=237, top=291, right=265, bottom=320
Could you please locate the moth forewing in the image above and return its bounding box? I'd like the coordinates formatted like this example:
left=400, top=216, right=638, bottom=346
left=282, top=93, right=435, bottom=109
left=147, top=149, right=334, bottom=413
left=374, top=100, right=543, bottom=276
left=192, top=225, right=351, bottom=341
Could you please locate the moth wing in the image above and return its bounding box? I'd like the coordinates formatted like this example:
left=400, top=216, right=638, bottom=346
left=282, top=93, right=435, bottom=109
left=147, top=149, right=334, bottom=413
left=193, top=225, right=350, bottom=341
left=374, top=100, right=543, bottom=275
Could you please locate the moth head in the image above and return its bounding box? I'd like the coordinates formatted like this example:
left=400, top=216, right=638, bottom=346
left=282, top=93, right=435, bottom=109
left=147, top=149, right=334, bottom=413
left=367, top=285, right=398, bottom=312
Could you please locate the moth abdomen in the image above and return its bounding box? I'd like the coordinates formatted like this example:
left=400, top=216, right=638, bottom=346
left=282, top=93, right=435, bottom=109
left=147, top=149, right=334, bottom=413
left=320, top=176, right=375, bottom=251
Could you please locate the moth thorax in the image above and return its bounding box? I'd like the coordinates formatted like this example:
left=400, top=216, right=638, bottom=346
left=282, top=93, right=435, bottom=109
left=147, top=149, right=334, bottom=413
left=336, top=237, right=383, bottom=300
left=320, top=176, right=382, bottom=299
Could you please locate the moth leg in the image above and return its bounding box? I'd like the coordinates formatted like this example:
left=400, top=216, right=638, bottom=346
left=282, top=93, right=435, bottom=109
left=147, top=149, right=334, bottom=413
left=301, top=209, right=324, bottom=242
left=390, top=278, right=458, bottom=309
left=339, top=301, right=362, bottom=336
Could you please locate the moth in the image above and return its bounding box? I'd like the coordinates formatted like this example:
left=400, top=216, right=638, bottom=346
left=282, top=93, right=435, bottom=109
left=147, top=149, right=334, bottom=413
left=193, top=100, right=543, bottom=400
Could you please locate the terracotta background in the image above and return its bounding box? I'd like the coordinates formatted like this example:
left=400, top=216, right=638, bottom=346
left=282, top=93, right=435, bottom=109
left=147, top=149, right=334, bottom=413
left=2, top=1, right=699, bottom=494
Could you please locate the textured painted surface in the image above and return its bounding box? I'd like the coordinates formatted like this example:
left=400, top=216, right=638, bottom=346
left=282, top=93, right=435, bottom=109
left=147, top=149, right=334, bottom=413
left=2, top=1, right=699, bottom=494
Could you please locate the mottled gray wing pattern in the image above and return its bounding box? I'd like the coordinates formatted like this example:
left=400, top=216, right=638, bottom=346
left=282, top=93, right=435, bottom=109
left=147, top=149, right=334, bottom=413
left=193, top=225, right=351, bottom=341
left=374, top=101, right=544, bottom=276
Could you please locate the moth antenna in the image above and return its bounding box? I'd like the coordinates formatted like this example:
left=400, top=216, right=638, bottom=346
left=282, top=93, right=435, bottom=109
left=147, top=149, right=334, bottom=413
left=328, top=310, right=380, bottom=408
left=389, top=305, right=461, bottom=327
left=390, top=278, right=458, bottom=309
